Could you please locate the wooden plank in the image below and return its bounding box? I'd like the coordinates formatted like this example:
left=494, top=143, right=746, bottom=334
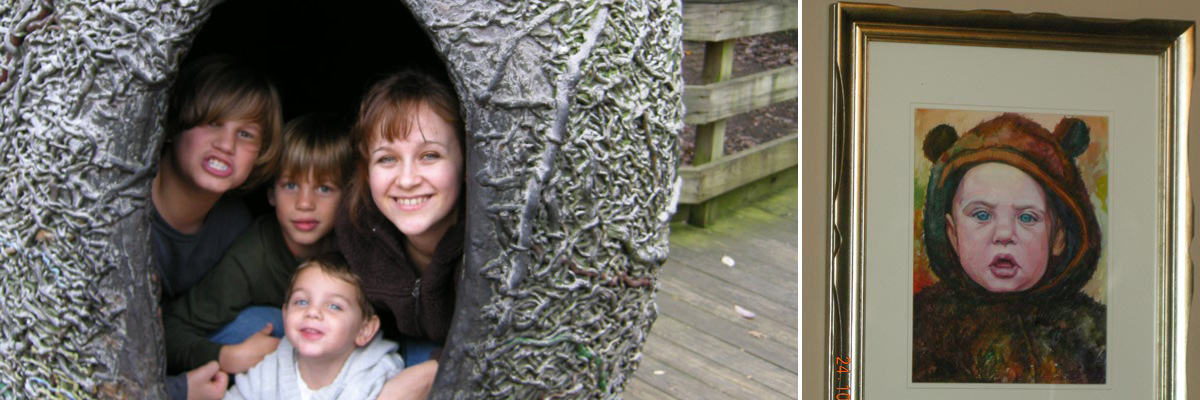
left=688, top=37, right=736, bottom=227
left=700, top=166, right=798, bottom=228
left=650, top=314, right=799, bottom=390
left=720, top=201, right=799, bottom=249
left=669, top=242, right=797, bottom=298
left=685, top=66, right=797, bottom=125
left=701, top=39, right=735, bottom=85
left=662, top=258, right=797, bottom=328
left=675, top=166, right=797, bottom=227
left=671, top=238, right=798, bottom=285
left=658, top=279, right=796, bottom=351
left=672, top=184, right=798, bottom=280
left=679, top=134, right=797, bottom=204
left=635, top=352, right=728, bottom=400
left=683, top=0, right=798, bottom=42
left=701, top=207, right=798, bottom=255
left=684, top=0, right=765, bottom=4
left=743, top=182, right=798, bottom=218
left=640, top=325, right=789, bottom=399
left=684, top=194, right=720, bottom=227
left=667, top=243, right=797, bottom=308
left=667, top=242, right=796, bottom=299
left=722, top=185, right=799, bottom=245
left=692, top=39, right=734, bottom=166
left=692, top=120, right=728, bottom=167
left=623, top=376, right=676, bottom=400
left=672, top=207, right=798, bottom=274
left=654, top=286, right=797, bottom=371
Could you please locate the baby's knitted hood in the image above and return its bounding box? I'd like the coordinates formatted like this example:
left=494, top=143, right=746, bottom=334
left=921, top=113, right=1102, bottom=300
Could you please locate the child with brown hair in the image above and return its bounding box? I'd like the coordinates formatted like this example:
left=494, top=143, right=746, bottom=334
left=225, top=252, right=405, bottom=399
left=163, top=113, right=354, bottom=379
left=151, top=53, right=283, bottom=400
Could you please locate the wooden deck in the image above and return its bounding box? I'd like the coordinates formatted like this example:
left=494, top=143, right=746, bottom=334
left=625, top=186, right=798, bottom=399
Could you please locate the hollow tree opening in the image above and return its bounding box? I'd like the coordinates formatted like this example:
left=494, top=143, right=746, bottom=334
left=183, top=0, right=451, bottom=215
left=185, top=0, right=448, bottom=119
left=0, top=1, right=683, bottom=398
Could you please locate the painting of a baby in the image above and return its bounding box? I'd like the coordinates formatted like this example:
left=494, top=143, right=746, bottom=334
left=912, top=111, right=1106, bottom=383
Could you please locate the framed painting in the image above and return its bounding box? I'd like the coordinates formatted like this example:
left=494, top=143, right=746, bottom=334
left=827, top=2, right=1193, bottom=400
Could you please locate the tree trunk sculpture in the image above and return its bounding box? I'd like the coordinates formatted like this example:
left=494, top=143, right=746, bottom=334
left=0, top=0, right=682, bottom=398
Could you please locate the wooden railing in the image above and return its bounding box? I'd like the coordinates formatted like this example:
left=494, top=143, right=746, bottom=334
left=679, top=0, right=798, bottom=227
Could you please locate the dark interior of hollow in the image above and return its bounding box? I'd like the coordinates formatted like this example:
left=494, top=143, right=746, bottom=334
left=183, top=0, right=451, bottom=215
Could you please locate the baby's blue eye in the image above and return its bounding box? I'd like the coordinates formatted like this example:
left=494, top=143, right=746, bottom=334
left=970, top=210, right=991, bottom=221
left=1018, top=213, right=1037, bottom=224
left=294, top=299, right=308, bottom=306
left=329, top=304, right=342, bottom=311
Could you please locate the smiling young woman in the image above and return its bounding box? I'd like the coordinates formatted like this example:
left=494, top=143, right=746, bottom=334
left=335, top=69, right=467, bottom=399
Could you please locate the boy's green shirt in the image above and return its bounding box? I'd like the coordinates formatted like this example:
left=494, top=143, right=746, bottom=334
left=162, top=214, right=301, bottom=373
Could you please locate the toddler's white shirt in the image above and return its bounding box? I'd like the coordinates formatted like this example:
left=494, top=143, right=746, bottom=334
left=295, top=361, right=315, bottom=400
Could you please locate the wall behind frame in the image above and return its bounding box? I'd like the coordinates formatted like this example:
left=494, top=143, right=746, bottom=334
left=801, top=1, right=1200, bottom=400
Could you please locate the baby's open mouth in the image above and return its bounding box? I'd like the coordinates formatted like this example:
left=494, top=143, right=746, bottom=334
left=989, top=255, right=1019, bottom=278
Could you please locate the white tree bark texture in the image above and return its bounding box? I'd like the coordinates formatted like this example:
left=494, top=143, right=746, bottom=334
left=0, top=0, right=683, bottom=398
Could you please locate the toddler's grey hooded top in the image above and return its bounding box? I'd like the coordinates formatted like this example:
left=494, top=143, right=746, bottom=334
left=225, top=334, right=405, bottom=400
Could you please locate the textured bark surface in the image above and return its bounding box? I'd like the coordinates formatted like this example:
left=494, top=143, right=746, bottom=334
left=0, top=1, right=214, bottom=398
left=0, top=0, right=682, bottom=397
left=409, top=1, right=684, bottom=397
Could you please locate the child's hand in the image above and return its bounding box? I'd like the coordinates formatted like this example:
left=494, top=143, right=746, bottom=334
left=377, top=360, right=437, bottom=400
left=218, top=323, right=281, bottom=374
left=186, top=361, right=228, bottom=400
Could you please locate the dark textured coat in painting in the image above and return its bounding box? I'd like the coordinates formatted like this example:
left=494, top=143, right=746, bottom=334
left=913, top=113, right=1106, bottom=383
left=913, top=283, right=1105, bottom=382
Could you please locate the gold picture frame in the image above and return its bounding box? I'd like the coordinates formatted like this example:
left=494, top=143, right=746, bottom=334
left=828, top=2, right=1193, bottom=399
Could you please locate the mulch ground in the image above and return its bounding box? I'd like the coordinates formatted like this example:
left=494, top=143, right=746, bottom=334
left=679, top=30, right=798, bottom=165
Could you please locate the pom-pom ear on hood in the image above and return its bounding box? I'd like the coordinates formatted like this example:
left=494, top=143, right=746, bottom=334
left=923, top=124, right=958, bottom=162
left=1054, top=117, right=1091, bottom=158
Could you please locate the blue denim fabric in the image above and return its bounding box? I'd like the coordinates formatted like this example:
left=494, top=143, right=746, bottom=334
left=206, top=306, right=285, bottom=345
left=398, top=336, right=438, bottom=365
left=166, top=373, right=188, bottom=400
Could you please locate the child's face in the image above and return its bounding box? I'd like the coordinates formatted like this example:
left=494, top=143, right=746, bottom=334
left=945, top=162, right=1064, bottom=292
left=283, top=267, right=377, bottom=362
left=170, top=120, right=263, bottom=195
left=367, top=103, right=464, bottom=244
left=270, top=171, right=343, bottom=258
